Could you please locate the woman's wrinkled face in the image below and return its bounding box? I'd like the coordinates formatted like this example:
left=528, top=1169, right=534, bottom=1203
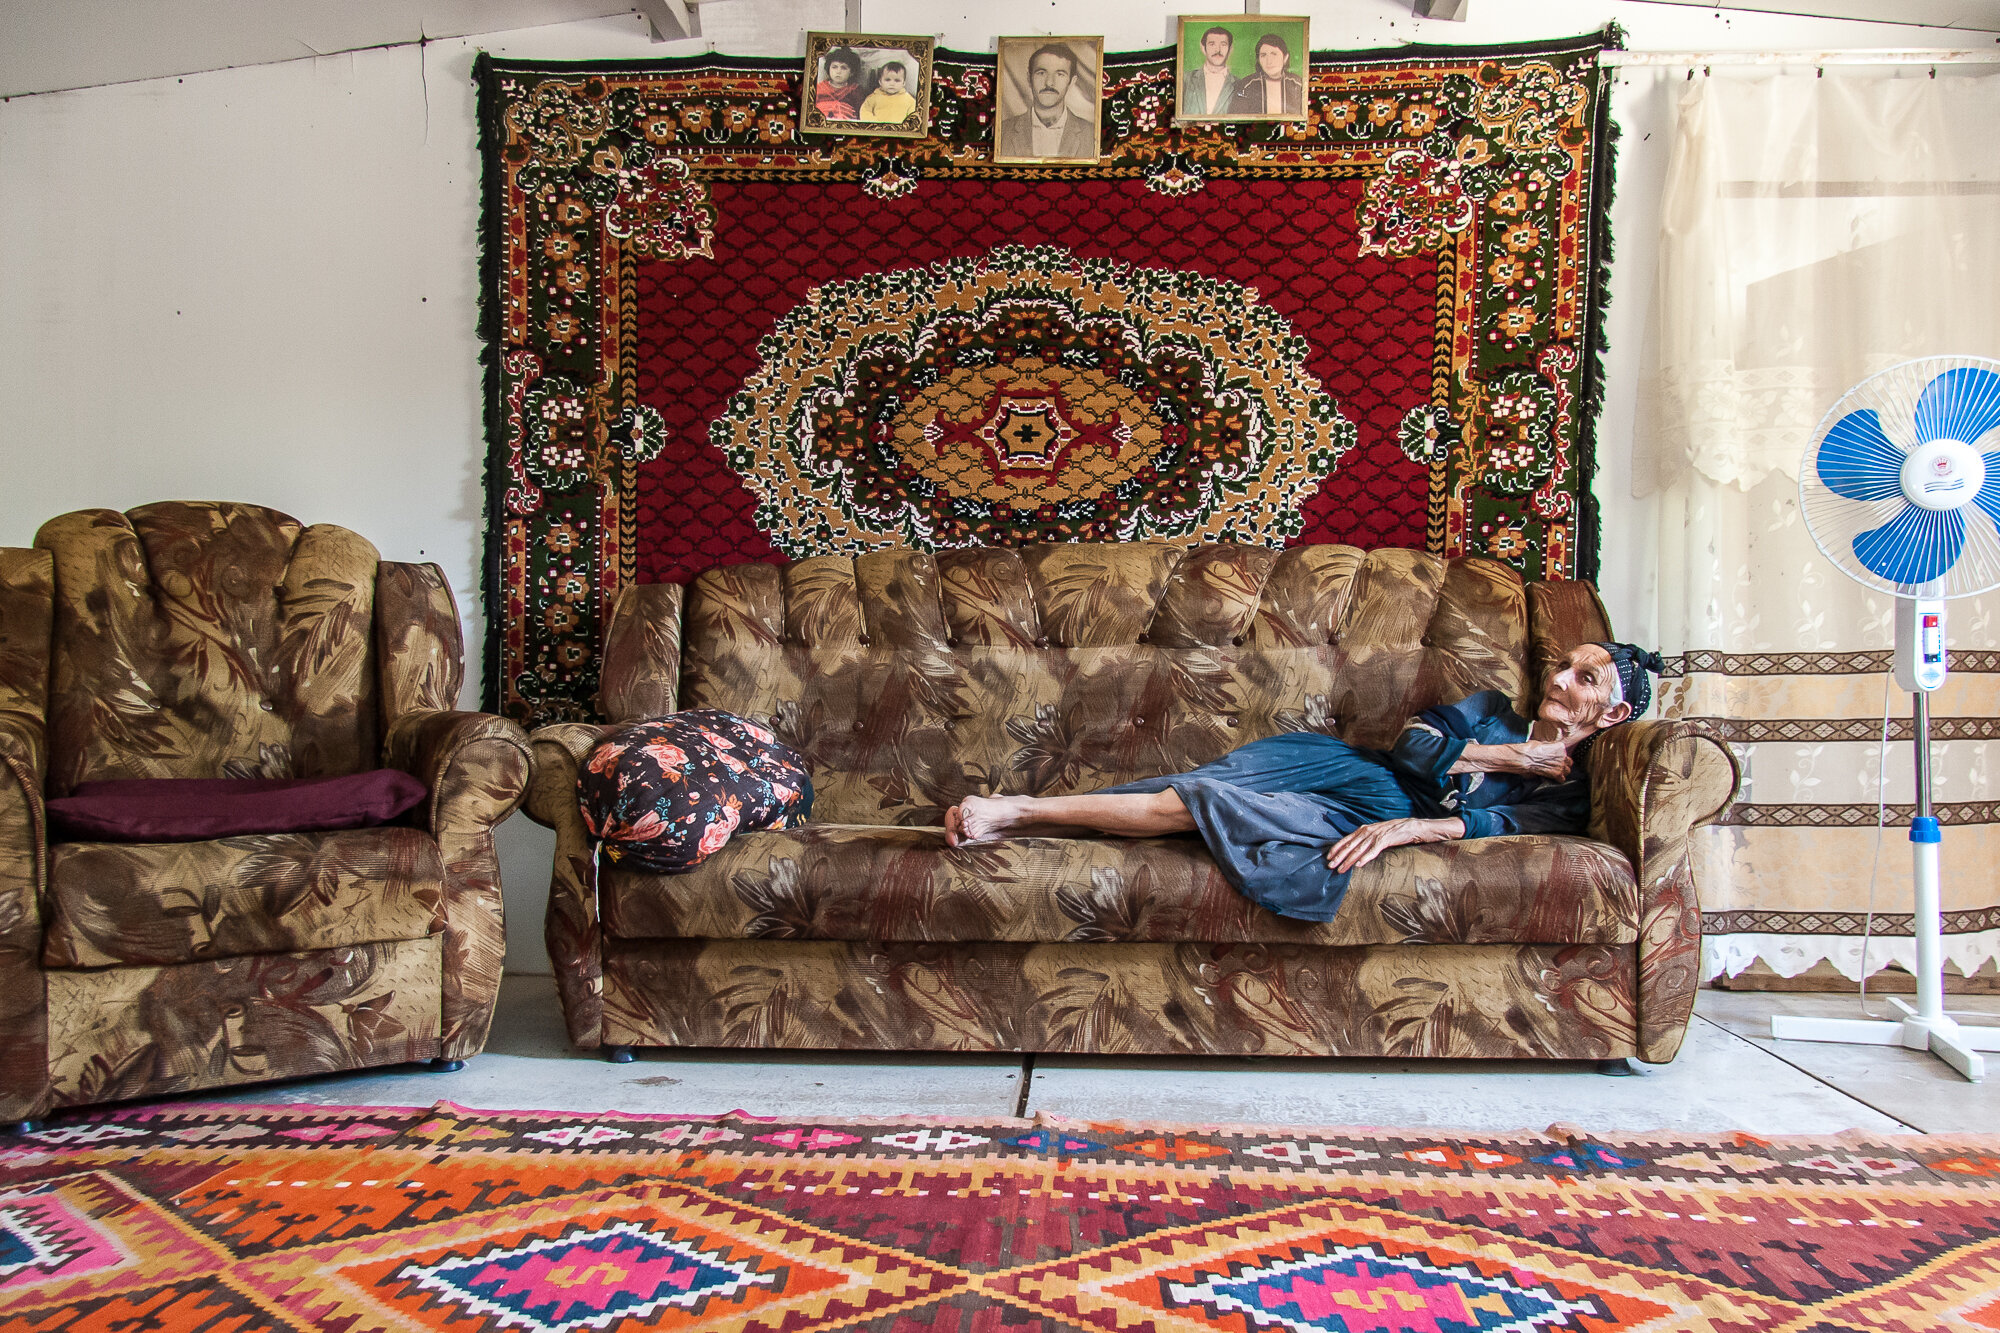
left=1538, top=643, right=1629, bottom=734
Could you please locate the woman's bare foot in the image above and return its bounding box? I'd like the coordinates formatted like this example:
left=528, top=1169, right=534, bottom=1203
left=945, top=794, right=1026, bottom=846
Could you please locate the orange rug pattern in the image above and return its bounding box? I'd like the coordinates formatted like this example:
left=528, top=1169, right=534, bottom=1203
left=3, top=1102, right=1999, bottom=1331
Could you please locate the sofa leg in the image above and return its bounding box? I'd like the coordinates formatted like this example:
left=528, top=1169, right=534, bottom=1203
left=1596, top=1057, right=1642, bottom=1077
left=425, top=1058, right=467, bottom=1073
left=606, top=1046, right=636, bottom=1064
left=7, top=1120, right=39, bottom=1136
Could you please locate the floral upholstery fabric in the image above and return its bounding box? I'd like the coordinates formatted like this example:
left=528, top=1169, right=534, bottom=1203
left=1, top=503, right=529, bottom=1121
left=45, top=939, right=441, bottom=1107
left=42, top=829, right=445, bottom=968
left=0, top=547, right=54, bottom=1122
left=529, top=541, right=1738, bottom=1061
left=600, top=940, right=1639, bottom=1059
left=39, top=504, right=383, bottom=793
left=600, top=825, right=1638, bottom=948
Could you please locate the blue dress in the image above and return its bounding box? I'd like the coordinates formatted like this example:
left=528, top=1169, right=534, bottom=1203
left=1097, top=690, right=1594, bottom=921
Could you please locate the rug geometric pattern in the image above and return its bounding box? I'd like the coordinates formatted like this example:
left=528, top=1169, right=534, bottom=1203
left=5, top=1103, right=1997, bottom=1331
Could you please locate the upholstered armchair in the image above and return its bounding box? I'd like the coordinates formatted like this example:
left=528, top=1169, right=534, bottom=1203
left=0, top=502, right=530, bottom=1126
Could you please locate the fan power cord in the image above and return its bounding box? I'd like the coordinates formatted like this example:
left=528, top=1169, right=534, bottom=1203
left=1854, top=669, right=1892, bottom=1020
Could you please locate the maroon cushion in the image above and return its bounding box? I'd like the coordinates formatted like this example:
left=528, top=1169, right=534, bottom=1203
left=46, top=771, right=429, bottom=843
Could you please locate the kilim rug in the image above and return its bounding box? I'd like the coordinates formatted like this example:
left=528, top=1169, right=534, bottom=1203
left=5, top=1102, right=2000, bottom=1331
left=476, top=32, right=1620, bottom=724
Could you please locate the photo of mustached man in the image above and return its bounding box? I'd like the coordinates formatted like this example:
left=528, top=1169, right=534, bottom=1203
left=1180, top=25, right=1238, bottom=119
left=994, top=36, right=1103, bottom=164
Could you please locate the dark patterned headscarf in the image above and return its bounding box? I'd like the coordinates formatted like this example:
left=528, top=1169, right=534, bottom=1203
left=1595, top=642, right=1666, bottom=718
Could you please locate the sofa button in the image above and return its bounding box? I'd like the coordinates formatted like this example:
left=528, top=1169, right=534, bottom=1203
left=1227, top=716, right=1241, bottom=727
left=258, top=700, right=275, bottom=712
left=1034, top=635, right=1050, bottom=648
left=858, top=633, right=871, bottom=646
left=1136, top=632, right=1149, bottom=644
left=1231, top=634, right=1245, bottom=646
left=851, top=720, right=864, bottom=733
left=946, top=636, right=960, bottom=647
left=1132, top=717, right=1145, bottom=727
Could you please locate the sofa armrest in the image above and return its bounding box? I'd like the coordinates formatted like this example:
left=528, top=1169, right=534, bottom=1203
left=0, top=721, right=48, bottom=1123
left=1588, top=718, right=1741, bottom=1062
left=0, top=546, right=53, bottom=1122
left=597, top=582, right=684, bottom=723
left=385, top=709, right=531, bottom=834
left=383, top=708, right=531, bottom=1059
left=527, top=722, right=617, bottom=1048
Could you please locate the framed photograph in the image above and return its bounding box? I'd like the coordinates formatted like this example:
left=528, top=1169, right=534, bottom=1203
left=1174, top=16, right=1310, bottom=123
left=993, top=36, right=1104, bottom=164
left=800, top=31, right=934, bottom=137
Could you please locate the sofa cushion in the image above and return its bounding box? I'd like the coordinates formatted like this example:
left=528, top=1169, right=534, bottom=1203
left=600, top=825, right=1637, bottom=948
left=670, top=545, right=1539, bottom=826
left=46, top=771, right=427, bottom=843
left=42, top=828, right=445, bottom=968
left=579, top=710, right=812, bottom=873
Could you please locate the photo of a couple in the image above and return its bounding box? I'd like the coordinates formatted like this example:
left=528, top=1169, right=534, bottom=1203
left=1175, top=15, right=1310, bottom=123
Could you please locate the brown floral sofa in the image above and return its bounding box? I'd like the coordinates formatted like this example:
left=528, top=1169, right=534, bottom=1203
left=526, top=543, right=1738, bottom=1064
left=0, top=503, right=531, bottom=1125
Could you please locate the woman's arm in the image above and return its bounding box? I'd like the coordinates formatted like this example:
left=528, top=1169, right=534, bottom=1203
left=1325, top=815, right=1466, bottom=873
left=1448, top=740, right=1571, bottom=780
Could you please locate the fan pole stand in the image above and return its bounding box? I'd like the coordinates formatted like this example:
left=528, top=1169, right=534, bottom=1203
left=1771, top=691, right=1996, bottom=1081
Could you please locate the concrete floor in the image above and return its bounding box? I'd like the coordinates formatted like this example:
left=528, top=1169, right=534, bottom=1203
left=210, top=976, right=2000, bottom=1136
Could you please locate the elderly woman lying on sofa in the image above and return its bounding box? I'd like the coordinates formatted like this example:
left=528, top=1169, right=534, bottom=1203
left=946, top=641, right=1664, bottom=922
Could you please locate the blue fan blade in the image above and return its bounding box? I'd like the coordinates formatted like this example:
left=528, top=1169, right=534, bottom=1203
left=1817, top=409, right=1904, bottom=501
left=1978, top=450, right=2000, bottom=531
left=1852, top=505, right=1966, bottom=586
left=1914, top=366, right=2000, bottom=446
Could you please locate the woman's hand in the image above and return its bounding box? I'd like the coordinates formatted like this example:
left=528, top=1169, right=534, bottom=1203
left=1324, top=816, right=1466, bottom=874
left=1514, top=739, right=1572, bottom=779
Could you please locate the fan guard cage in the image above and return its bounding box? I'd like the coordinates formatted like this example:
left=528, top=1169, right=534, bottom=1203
left=1799, top=355, right=2000, bottom=601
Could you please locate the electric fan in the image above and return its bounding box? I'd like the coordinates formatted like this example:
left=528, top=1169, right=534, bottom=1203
left=1776, top=355, right=2000, bottom=1081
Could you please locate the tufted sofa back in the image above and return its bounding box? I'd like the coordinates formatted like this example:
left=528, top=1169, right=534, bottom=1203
left=37, top=502, right=385, bottom=793
left=601, top=542, right=1610, bottom=827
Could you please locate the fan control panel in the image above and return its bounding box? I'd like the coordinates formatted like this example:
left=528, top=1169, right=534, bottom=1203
left=1895, top=596, right=1948, bottom=692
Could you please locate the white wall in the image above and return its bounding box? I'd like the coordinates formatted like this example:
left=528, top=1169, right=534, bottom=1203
left=0, top=1, right=1969, bottom=970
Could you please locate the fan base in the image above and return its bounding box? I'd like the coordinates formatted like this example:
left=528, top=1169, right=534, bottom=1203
left=1772, top=1006, right=1997, bottom=1082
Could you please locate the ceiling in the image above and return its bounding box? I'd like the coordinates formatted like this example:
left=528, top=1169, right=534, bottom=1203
left=3, top=0, right=1998, bottom=99
left=0, top=0, right=648, bottom=98
left=1647, top=0, right=2000, bottom=28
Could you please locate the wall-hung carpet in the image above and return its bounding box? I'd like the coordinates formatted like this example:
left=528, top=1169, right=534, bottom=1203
left=5, top=1102, right=2000, bottom=1330
left=477, top=34, right=1618, bottom=725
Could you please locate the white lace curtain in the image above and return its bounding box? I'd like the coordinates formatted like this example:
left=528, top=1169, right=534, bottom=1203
left=1634, top=69, right=2000, bottom=983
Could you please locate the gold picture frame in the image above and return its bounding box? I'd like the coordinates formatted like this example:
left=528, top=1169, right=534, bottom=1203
left=800, top=31, right=935, bottom=137
left=1174, top=16, right=1311, bottom=123
left=993, top=36, right=1105, bottom=164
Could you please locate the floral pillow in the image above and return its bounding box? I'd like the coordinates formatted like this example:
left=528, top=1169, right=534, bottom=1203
left=577, top=709, right=813, bottom=874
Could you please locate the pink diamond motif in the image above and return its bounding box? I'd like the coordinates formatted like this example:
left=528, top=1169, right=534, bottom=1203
left=398, top=1220, right=776, bottom=1333
left=0, top=1192, right=130, bottom=1290
left=1167, top=1244, right=1605, bottom=1333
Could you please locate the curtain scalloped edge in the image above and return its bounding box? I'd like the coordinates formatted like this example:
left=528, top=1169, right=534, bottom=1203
left=1702, top=930, right=2000, bottom=983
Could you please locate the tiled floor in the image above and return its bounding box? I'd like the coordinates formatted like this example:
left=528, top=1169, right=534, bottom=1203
left=208, top=976, right=2000, bottom=1135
